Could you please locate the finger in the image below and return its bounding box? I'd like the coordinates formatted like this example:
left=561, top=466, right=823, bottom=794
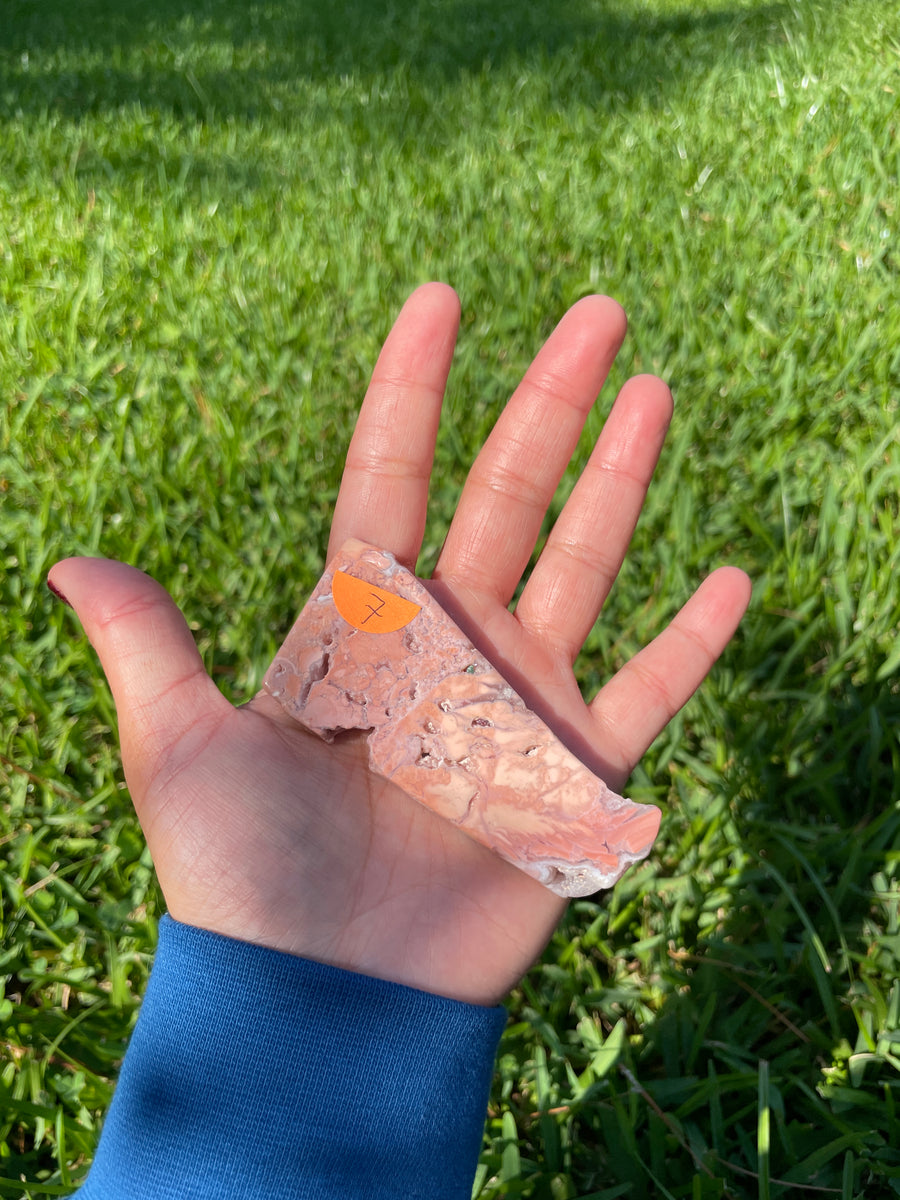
left=434, top=295, right=627, bottom=607
left=47, top=557, right=229, bottom=803
left=590, top=566, right=752, bottom=783
left=328, top=282, right=461, bottom=569
left=515, top=373, right=673, bottom=661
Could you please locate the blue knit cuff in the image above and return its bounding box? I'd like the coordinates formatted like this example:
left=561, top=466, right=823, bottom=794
left=74, top=916, right=507, bottom=1199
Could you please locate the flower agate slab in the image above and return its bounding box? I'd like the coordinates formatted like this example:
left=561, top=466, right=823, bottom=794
left=263, top=540, right=661, bottom=897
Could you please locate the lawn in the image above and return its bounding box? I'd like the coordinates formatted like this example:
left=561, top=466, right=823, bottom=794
left=1, top=0, right=898, bottom=1195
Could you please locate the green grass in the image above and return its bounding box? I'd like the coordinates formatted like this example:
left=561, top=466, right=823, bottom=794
left=1, top=0, right=899, bottom=1194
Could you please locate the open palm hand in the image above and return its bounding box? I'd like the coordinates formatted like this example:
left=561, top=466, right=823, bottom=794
left=50, top=285, right=749, bottom=1005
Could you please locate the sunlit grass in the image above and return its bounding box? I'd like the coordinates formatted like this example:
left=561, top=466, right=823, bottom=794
left=2, top=0, right=899, bottom=1194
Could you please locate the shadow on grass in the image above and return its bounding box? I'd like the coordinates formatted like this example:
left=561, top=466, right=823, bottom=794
left=550, top=656, right=900, bottom=1192
left=1, top=0, right=850, bottom=121
left=639, top=647, right=900, bottom=1191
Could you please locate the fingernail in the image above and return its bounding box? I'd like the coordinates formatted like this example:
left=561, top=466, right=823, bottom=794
left=47, top=577, right=72, bottom=608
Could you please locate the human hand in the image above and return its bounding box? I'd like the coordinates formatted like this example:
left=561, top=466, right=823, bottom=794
left=49, top=284, right=750, bottom=1006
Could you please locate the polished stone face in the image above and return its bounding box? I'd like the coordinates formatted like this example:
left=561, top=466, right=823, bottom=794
left=264, top=540, right=660, bottom=897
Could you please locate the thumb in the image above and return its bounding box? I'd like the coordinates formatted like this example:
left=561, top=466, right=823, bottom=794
left=48, top=557, right=230, bottom=801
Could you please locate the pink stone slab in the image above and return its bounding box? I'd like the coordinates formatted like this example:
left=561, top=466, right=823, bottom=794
left=263, top=540, right=661, bottom=897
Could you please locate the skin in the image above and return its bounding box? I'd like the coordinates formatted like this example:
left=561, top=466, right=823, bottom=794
left=49, top=284, right=751, bottom=1006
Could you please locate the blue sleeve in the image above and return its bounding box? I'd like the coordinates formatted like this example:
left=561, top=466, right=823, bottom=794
left=73, top=916, right=507, bottom=1200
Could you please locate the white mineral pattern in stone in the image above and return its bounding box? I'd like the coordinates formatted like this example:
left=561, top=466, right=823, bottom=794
left=263, top=539, right=661, bottom=897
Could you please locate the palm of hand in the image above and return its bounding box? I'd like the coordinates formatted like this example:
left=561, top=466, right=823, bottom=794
left=50, top=285, right=749, bottom=1006
left=143, top=695, right=564, bottom=1006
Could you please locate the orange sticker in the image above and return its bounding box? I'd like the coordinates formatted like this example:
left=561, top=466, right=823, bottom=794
left=332, top=570, right=421, bottom=633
